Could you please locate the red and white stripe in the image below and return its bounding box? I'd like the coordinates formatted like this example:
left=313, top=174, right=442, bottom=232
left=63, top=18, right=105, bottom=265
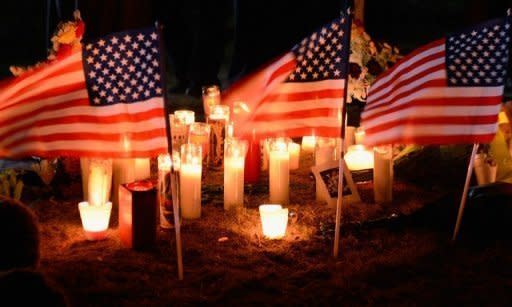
left=223, top=52, right=344, bottom=139
left=0, top=51, right=167, bottom=159
left=361, top=39, right=503, bottom=146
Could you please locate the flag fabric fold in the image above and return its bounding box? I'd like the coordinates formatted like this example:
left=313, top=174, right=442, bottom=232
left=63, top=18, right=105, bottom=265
left=0, top=27, right=167, bottom=159
left=223, top=14, right=351, bottom=140
left=361, top=16, right=511, bottom=147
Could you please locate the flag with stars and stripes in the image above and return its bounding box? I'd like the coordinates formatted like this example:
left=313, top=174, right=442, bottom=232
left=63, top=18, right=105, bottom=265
left=361, top=15, right=511, bottom=147
left=0, top=27, right=167, bottom=158
left=223, top=14, right=351, bottom=139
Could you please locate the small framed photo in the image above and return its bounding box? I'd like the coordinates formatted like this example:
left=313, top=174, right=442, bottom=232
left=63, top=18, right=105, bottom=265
left=311, top=159, right=361, bottom=207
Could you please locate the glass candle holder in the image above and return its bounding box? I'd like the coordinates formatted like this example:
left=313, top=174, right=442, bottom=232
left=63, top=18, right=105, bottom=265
left=202, top=85, right=221, bottom=117
left=188, top=122, right=211, bottom=174
left=208, top=105, right=230, bottom=169
left=87, top=158, right=113, bottom=207
left=157, top=154, right=173, bottom=229
left=268, top=138, right=290, bottom=205
left=180, top=143, right=202, bottom=219
left=170, top=114, right=188, bottom=150
left=259, top=204, right=288, bottom=239
left=78, top=201, right=112, bottom=241
left=224, top=138, right=248, bottom=210
left=174, top=110, right=195, bottom=126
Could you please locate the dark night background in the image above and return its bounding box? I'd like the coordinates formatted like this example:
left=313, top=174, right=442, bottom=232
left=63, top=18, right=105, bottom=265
left=1, top=0, right=512, bottom=85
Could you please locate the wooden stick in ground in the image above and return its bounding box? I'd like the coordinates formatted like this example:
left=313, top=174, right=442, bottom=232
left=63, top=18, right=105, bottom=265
left=333, top=7, right=353, bottom=258
left=156, top=22, right=184, bottom=280
left=452, top=143, right=479, bottom=241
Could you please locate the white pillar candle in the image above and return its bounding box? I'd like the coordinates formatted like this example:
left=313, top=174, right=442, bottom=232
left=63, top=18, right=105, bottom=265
left=345, top=145, right=374, bottom=171
left=134, top=158, right=150, bottom=181
left=224, top=139, right=248, bottom=210
left=288, top=142, right=300, bottom=170
left=174, top=110, right=195, bottom=125
left=112, top=158, right=136, bottom=207
left=269, top=139, right=290, bottom=205
left=169, top=114, right=188, bottom=149
left=355, top=128, right=365, bottom=145
left=189, top=122, right=211, bottom=173
left=78, top=201, right=112, bottom=241
left=180, top=144, right=202, bottom=219
left=157, top=154, right=172, bottom=229
left=344, top=126, right=356, bottom=152
left=259, top=204, right=289, bottom=239
left=87, top=158, right=112, bottom=207
left=301, top=136, right=316, bottom=153
left=315, top=138, right=336, bottom=201
left=373, top=146, right=393, bottom=203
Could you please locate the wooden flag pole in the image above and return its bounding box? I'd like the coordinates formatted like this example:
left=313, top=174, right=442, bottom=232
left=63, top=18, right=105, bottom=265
left=334, top=7, right=353, bottom=258
left=157, top=22, right=184, bottom=280
left=452, top=143, right=479, bottom=241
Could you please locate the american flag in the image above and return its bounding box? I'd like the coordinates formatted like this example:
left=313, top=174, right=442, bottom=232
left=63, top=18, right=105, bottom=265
left=361, top=16, right=511, bottom=147
left=0, top=27, right=167, bottom=159
left=223, top=15, right=351, bottom=139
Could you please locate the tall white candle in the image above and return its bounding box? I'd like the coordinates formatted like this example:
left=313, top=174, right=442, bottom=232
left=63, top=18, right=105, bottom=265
left=174, top=110, right=195, bottom=125
left=134, top=158, right=150, bottom=181
left=344, top=126, right=356, bottom=152
left=87, top=158, right=112, bottom=207
left=224, top=139, right=247, bottom=210
left=301, top=136, right=316, bottom=153
left=373, top=146, right=393, bottom=203
left=112, top=158, right=136, bottom=207
left=269, top=139, right=290, bottom=205
left=180, top=144, right=202, bottom=219
left=288, top=142, right=300, bottom=170
left=355, top=128, right=365, bottom=145
left=315, top=138, right=336, bottom=202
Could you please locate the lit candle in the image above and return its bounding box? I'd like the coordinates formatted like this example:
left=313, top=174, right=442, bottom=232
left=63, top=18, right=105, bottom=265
left=112, top=158, right=135, bottom=207
left=180, top=144, right=202, bottom=219
left=224, top=139, right=248, bottom=210
left=269, top=138, right=290, bottom=205
left=80, top=158, right=112, bottom=203
left=174, top=110, right=195, bottom=126
left=259, top=204, right=288, bottom=239
left=315, top=138, right=336, bottom=202
left=170, top=114, right=188, bottom=149
left=261, top=139, right=271, bottom=171
left=288, top=142, right=300, bottom=170
left=157, top=154, right=172, bottom=229
left=202, top=85, right=221, bottom=117
left=78, top=201, right=112, bottom=241
left=188, top=122, right=210, bottom=174
left=134, top=158, right=150, bottom=181
left=87, top=158, right=112, bottom=207
left=208, top=105, right=230, bottom=169
left=345, top=145, right=374, bottom=171
left=79, top=158, right=113, bottom=241
left=301, top=136, right=316, bottom=153
left=373, top=145, right=393, bottom=203
left=355, top=128, right=365, bottom=145
left=344, top=126, right=356, bottom=150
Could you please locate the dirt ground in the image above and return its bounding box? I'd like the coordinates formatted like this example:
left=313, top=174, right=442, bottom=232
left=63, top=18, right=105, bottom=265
left=27, top=154, right=512, bottom=306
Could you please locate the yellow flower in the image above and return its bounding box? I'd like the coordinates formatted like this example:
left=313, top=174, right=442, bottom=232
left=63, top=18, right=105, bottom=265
left=56, top=22, right=77, bottom=44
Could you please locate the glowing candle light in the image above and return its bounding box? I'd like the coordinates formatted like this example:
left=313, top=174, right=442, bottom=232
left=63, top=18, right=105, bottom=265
left=355, top=128, right=366, bottom=145
left=301, top=136, right=316, bottom=153
left=224, top=139, right=248, bottom=210
left=188, top=122, right=210, bottom=175
left=345, top=145, right=374, bottom=171
left=79, top=158, right=113, bottom=241
left=259, top=204, right=289, bottom=239
left=269, top=138, right=290, bottom=205
left=288, top=142, right=300, bottom=170
left=180, top=144, right=202, bottom=219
